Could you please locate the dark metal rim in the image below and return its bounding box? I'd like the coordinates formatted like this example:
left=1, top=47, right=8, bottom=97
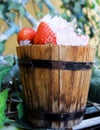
left=27, top=109, right=86, bottom=122
left=18, top=58, right=93, bottom=70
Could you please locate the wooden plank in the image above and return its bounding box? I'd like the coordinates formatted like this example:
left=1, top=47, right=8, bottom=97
left=73, top=116, right=100, bottom=130
left=51, top=45, right=60, bottom=128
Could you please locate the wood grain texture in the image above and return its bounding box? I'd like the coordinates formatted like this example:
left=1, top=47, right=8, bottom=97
left=16, top=45, right=95, bottom=129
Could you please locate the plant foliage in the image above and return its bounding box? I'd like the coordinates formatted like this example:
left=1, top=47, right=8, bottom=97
left=0, top=89, right=9, bottom=127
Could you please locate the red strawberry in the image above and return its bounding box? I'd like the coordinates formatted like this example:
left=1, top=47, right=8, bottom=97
left=34, top=22, right=57, bottom=44
left=17, top=27, right=36, bottom=45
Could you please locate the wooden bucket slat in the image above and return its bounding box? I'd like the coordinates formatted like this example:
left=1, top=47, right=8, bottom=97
left=23, top=46, right=32, bottom=110
left=59, top=46, right=83, bottom=127
left=31, top=45, right=52, bottom=111
left=80, top=46, right=94, bottom=109
left=16, top=47, right=28, bottom=106
left=23, top=45, right=34, bottom=110
left=18, top=46, right=33, bottom=110
left=50, top=45, right=60, bottom=127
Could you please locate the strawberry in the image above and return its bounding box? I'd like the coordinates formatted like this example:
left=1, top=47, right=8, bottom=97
left=17, top=27, right=36, bottom=45
left=34, top=22, right=57, bottom=44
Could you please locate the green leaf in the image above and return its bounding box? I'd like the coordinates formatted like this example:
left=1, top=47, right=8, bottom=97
left=73, top=2, right=81, bottom=14
left=88, top=84, right=100, bottom=104
left=90, top=3, right=95, bottom=9
left=4, top=55, right=14, bottom=66
left=0, top=65, right=11, bottom=89
left=0, top=41, right=6, bottom=55
left=6, top=12, right=16, bottom=21
left=2, top=64, right=20, bottom=86
left=94, top=56, right=100, bottom=68
left=35, top=0, right=43, bottom=11
left=0, top=55, right=14, bottom=88
left=0, top=66, right=11, bottom=77
left=0, top=4, right=5, bottom=19
left=8, top=2, right=26, bottom=17
left=36, top=12, right=43, bottom=19
left=91, top=68, right=100, bottom=85
left=8, top=1, right=19, bottom=10
left=61, top=0, right=70, bottom=4
left=61, top=11, right=68, bottom=19
left=0, top=89, right=8, bottom=126
left=18, top=5, right=26, bottom=17
left=89, top=58, right=100, bottom=103
left=37, top=1, right=43, bottom=11
left=17, top=103, right=24, bottom=119
left=96, top=0, right=100, bottom=5
left=1, top=125, right=19, bottom=130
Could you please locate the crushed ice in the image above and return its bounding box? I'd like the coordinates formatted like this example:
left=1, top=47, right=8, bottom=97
left=20, top=40, right=31, bottom=46
left=40, top=14, right=89, bottom=46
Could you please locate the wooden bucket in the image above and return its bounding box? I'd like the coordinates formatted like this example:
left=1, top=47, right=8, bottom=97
left=16, top=45, right=95, bottom=129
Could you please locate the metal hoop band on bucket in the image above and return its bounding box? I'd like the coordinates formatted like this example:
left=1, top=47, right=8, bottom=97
left=27, top=108, right=86, bottom=122
left=18, top=59, right=93, bottom=70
